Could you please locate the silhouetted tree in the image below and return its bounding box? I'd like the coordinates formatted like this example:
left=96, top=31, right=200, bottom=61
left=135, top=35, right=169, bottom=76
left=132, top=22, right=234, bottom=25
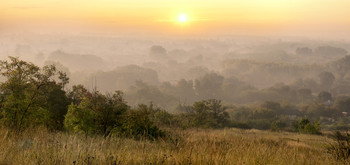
left=149, top=45, right=167, bottom=60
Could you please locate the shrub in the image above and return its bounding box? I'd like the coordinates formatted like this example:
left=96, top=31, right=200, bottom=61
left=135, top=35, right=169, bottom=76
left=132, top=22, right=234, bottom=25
left=113, top=104, right=164, bottom=140
left=297, top=118, right=321, bottom=134
left=153, top=109, right=173, bottom=127
left=64, top=90, right=129, bottom=136
left=188, top=99, right=229, bottom=128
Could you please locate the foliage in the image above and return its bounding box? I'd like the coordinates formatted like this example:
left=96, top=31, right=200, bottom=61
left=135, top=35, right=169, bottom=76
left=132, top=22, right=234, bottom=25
left=190, top=99, right=229, bottom=128
left=0, top=56, right=69, bottom=132
left=5, top=57, right=350, bottom=142
left=64, top=101, right=97, bottom=135
left=113, top=104, right=164, bottom=140
left=43, top=82, right=69, bottom=130
left=65, top=92, right=163, bottom=139
left=150, top=106, right=174, bottom=127
left=64, top=88, right=129, bottom=136
left=297, top=118, right=321, bottom=134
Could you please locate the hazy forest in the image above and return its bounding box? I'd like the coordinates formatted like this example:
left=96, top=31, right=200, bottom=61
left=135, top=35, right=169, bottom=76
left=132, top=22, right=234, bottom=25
left=0, top=33, right=350, bottom=164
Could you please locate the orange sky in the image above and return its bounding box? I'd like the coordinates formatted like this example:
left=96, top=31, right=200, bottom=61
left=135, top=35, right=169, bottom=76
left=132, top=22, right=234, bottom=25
left=1, top=0, right=350, bottom=37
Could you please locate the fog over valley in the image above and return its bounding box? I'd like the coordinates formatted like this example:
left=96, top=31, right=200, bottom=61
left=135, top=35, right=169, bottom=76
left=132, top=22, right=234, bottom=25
left=4, top=1, right=350, bottom=163
left=1, top=33, right=350, bottom=111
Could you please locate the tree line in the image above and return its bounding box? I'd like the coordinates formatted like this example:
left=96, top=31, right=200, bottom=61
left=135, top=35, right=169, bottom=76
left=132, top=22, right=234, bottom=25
left=0, top=57, right=233, bottom=138
left=3, top=57, right=350, bottom=138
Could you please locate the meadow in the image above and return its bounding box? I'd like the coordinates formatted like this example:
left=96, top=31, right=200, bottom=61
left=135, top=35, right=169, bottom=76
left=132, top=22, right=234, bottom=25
left=0, top=127, right=342, bottom=165
left=0, top=57, right=347, bottom=165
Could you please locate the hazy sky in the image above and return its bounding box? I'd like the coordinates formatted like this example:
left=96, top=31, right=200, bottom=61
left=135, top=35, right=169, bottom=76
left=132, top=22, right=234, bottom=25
left=1, top=0, right=350, bottom=37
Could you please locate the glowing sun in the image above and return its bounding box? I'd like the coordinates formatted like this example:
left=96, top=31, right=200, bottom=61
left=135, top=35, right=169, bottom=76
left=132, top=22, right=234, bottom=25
left=177, top=13, right=188, bottom=23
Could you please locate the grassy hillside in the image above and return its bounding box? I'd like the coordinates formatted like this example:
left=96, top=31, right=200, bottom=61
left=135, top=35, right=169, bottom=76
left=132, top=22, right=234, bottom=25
left=0, top=128, right=341, bottom=165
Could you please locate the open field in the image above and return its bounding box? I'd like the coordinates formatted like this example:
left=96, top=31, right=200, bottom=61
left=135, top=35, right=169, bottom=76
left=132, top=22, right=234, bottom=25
left=0, top=128, right=342, bottom=165
left=2, top=1, right=350, bottom=165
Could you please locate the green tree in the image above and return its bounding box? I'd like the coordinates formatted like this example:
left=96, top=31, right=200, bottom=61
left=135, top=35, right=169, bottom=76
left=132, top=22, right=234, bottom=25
left=146, top=103, right=173, bottom=127
left=297, top=118, right=321, bottom=134
left=42, top=82, right=69, bottom=130
left=68, top=85, right=91, bottom=105
left=114, top=104, right=164, bottom=139
left=191, top=99, right=229, bottom=128
left=65, top=88, right=128, bottom=136
left=0, top=57, right=68, bottom=132
left=96, top=91, right=129, bottom=136
left=64, top=100, right=97, bottom=135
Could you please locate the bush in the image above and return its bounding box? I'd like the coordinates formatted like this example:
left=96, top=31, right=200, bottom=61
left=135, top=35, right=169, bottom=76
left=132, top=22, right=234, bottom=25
left=64, top=90, right=129, bottom=136
left=297, top=118, right=321, bottom=134
left=184, top=99, right=229, bottom=128
left=112, top=104, right=165, bottom=140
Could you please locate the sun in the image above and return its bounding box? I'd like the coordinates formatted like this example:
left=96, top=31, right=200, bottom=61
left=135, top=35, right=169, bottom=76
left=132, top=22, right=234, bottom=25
left=177, top=13, right=188, bottom=23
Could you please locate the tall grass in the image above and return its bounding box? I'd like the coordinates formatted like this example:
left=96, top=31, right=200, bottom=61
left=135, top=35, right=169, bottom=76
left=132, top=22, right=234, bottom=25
left=0, top=127, right=341, bottom=164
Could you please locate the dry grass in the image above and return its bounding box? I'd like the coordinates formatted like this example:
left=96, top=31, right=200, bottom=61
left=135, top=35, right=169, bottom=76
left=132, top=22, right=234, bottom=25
left=0, top=127, right=343, bottom=165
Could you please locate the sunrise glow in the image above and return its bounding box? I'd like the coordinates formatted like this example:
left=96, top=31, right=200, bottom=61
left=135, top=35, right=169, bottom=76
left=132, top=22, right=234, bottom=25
left=177, top=14, right=188, bottom=23
left=1, top=0, right=350, bottom=36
